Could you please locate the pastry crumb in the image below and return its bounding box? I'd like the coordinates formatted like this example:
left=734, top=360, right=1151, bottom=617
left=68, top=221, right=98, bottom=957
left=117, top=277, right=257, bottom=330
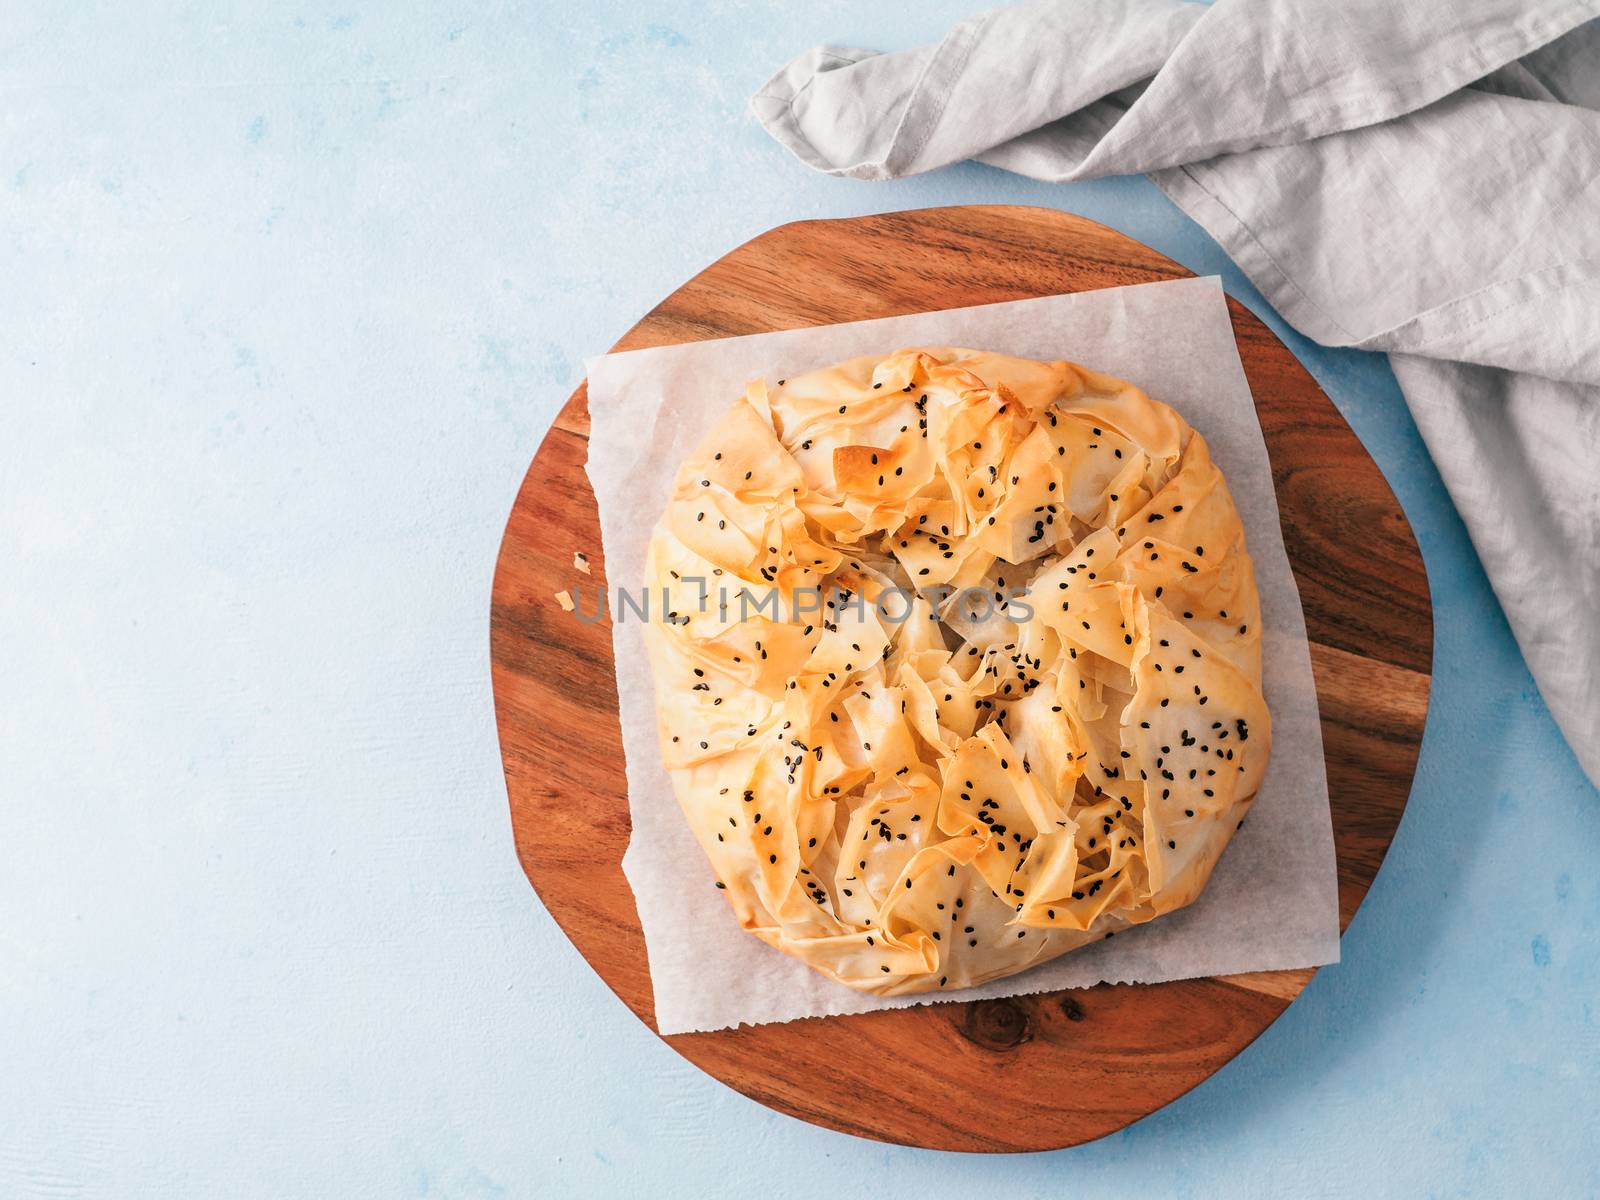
left=573, top=552, right=591, bottom=574
left=553, top=589, right=574, bottom=611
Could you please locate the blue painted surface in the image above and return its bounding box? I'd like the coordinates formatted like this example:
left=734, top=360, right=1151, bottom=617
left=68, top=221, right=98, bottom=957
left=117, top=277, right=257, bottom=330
left=1, top=4, right=1595, bottom=1197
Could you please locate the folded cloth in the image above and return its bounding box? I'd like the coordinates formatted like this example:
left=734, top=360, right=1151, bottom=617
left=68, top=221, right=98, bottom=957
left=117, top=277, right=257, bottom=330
left=753, top=0, right=1600, bottom=787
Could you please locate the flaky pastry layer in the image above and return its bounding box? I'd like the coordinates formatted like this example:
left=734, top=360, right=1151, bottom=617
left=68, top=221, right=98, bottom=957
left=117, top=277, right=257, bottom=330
left=643, top=348, right=1271, bottom=995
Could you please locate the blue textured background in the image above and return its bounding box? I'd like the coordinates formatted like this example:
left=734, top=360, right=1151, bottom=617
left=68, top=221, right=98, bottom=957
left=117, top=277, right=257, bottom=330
left=3, top=4, right=1596, bottom=1197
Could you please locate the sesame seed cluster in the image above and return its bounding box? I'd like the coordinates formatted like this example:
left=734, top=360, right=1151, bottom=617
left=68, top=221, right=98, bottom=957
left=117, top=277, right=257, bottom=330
left=644, top=348, right=1271, bottom=995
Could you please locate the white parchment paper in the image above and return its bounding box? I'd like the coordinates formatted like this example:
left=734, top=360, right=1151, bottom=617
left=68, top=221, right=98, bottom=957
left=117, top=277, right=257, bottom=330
left=584, top=276, right=1338, bottom=1035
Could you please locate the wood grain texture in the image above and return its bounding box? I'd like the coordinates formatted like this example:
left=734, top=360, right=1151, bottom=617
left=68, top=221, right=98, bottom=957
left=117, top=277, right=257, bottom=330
left=490, top=206, right=1432, bottom=1152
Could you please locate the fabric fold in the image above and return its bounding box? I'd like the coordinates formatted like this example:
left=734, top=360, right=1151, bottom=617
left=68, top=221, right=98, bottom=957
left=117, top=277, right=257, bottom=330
left=753, top=1, right=1600, bottom=786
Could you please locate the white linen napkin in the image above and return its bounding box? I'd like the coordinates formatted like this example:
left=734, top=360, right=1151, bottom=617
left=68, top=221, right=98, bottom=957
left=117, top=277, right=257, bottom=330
left=753, top=0, right=1600, bottom=787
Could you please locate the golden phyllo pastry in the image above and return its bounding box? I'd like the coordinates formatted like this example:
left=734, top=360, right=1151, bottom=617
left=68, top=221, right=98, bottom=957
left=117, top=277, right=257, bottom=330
left=642, top=348, right=1271, bottom=995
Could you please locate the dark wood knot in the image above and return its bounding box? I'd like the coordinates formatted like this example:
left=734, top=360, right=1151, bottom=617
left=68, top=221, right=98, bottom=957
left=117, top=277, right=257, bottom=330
left=959, top=998, right=1032, bottom=1050
left=1058, top=994, right=1086, bottom=1022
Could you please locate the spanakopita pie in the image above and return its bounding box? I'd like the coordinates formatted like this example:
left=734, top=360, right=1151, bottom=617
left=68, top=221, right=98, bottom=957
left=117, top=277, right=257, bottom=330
left=642, top=347, right=1271, bottom=995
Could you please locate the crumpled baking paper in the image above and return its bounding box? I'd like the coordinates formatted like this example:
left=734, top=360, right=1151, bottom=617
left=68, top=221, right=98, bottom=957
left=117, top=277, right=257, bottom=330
left=583, top=275, right=1338, bottom=1035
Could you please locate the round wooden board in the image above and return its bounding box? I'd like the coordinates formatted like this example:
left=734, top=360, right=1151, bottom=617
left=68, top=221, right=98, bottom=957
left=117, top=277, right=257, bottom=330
left=490, top=205, right=1432, bottom=1152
